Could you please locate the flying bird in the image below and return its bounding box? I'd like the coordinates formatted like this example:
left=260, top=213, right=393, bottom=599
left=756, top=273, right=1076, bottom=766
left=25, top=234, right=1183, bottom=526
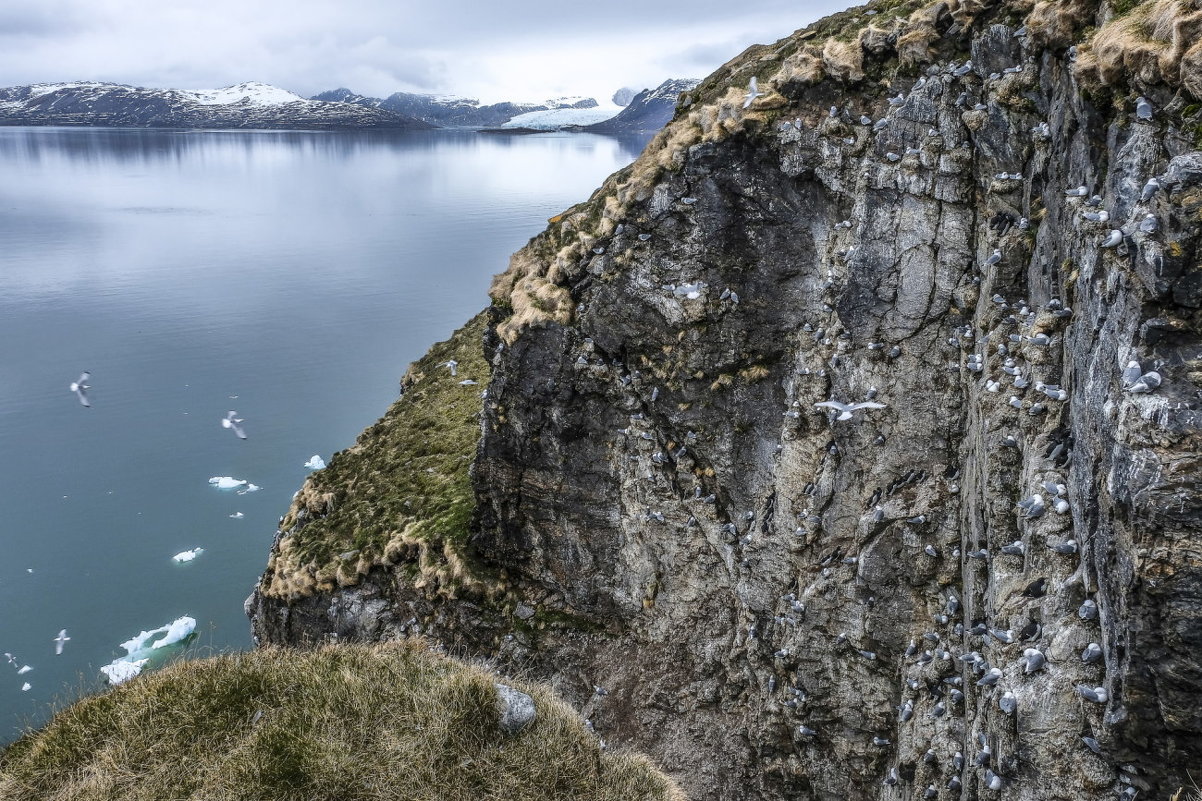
left=69, top=372, right=91, bottom=407
left=221, top=411, right=247, bottom=440
left=814, top=400, right=887, bottom=421
left=53, top=630, right=70, bottom=655
left=743, top=77, right=765, bottom=109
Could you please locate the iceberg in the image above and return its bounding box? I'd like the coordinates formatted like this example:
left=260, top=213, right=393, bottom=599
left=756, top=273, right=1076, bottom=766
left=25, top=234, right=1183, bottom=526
left=303, top=455, right=326, bottom=470
left=20, top=682, right=30, bottom=691
left=100, top=616, right=197, bottom=685
left=172, top=548, right=204, bottom=562
left=99, top=659, right=147, bottom=685
left=208, top=476, right=246, bottom=490
left=236, top=483, right=260, bottom=495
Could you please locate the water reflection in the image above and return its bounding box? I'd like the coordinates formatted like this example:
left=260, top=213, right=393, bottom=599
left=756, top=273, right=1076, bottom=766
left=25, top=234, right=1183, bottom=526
left=0, top=124, right=651, bottom=740
left=0, top=126, right=652, bottom=166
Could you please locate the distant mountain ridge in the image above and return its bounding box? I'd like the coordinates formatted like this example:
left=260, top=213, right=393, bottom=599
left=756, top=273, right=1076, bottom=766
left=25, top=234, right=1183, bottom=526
left=582, top=79, right=700, bottom=133
left=312, top=88, right=599, bottom=128
left=0, top=81, right=430, bottom=129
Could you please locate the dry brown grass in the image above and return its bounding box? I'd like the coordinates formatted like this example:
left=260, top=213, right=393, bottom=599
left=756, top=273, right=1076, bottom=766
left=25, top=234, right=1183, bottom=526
left=0, top=642, right=683, bottom=801
left=1071, top=0, right=1202, bottom=96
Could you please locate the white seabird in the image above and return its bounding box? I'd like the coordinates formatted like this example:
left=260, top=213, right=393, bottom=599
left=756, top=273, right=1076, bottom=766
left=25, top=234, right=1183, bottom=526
left=69, top=371, right=91, bottom=407
left=743, top=76, right=765, bottom=109
left=53, top=629, right=70, bottom=655
left=813, top=400, right=887, bottom=421
left=221, top=410, right=247, bottom=440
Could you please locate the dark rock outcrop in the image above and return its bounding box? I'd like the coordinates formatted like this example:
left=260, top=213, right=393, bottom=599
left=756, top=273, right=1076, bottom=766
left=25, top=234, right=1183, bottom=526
left=0, top=81, right=430, bottom=129
left=584, top=79, right=701, bottom=133
left=251, top=1, right=1202, bottom=799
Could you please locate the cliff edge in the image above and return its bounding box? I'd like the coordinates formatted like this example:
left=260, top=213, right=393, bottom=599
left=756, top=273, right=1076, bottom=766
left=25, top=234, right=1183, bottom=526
left=250, top=0, right=1202, bottom=798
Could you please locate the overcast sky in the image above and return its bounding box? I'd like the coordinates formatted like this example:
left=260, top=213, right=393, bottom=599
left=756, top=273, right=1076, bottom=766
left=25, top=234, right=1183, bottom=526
left=0, top=0, right=848, bottom=104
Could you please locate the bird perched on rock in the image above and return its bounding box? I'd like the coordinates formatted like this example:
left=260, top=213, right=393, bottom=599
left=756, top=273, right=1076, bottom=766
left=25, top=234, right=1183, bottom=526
left=1135, top=96, right=1154, bottom=121
left=1022, top=648, right=1046, bottom=673
left=1101, top=229, right=1123, bottom=248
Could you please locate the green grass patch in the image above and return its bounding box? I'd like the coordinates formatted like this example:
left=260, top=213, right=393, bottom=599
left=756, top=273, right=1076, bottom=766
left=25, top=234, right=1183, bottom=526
left=0, top=642, right=682, bottom=801
left=282, top=310, right=490, bottom=575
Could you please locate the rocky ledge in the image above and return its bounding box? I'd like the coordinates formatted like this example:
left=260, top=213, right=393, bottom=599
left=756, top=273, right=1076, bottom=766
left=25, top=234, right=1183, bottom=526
left=250, top=0, right=1202, bottom=799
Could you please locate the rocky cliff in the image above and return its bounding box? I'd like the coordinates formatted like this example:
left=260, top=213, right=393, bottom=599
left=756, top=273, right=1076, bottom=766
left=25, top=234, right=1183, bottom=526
left=249, top=0, right=1202, bottom=799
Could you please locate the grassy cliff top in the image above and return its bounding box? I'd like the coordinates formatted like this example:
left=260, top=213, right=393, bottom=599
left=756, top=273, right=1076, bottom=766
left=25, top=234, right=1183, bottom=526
left=260, top=311, right=492, bottom=599
left=0, top=641, right=681, bottom=801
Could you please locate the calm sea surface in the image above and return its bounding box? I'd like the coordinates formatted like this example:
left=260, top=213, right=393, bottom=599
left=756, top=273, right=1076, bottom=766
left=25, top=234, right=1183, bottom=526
left=0, top=126, right=650, bottom=739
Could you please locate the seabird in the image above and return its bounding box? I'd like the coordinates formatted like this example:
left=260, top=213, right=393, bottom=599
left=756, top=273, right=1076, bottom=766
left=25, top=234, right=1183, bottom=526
left=1139, top=214, right=1158, bottom=233
left=1101, top=230, right=1123, bottom=248
left=1079, top=599, right=1099, bottom=620
left=53, top=630, right=70, bottom=655
left=1135, top=96, right=1153, bottom=121
left=1022, top=648, right=1046, bottom=673
left=999, top=691, right=1017, bottom=714
left=743, top=77, right=765, bottom=109
left=984, top=769, right=1003, bottom=791
left=1140, top=178, right=1161, bottom=202
left=1052, top=539, right=1079, bottom=554
left=69, top=372, right=91, bottom=407
left=814, top=399, right=886, bottom=420
left=442, top=359, right=458, bottom=376
left=221, top=411, right=247, bottom=440
left=1077, top=684, right=1108, bottom=703
left=1081, top=642, right=1103, bottom=663
left=976, top=667, right=1002, bottom=686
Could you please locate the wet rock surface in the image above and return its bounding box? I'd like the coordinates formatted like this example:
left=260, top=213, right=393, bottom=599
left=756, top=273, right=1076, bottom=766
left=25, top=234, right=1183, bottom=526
left=251, top=1, right=1202, bottom=798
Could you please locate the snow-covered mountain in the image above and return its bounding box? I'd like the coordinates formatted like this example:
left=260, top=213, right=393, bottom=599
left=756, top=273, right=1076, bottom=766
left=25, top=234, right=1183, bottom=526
left=583, top=79, right=700, bottom=133
left=0, top=81, right=430, bottom=129
left=312, top=88, right=599, bottom=128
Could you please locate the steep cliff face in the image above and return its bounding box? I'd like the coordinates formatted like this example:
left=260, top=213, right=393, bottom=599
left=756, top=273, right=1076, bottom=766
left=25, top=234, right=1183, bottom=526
left=250, top=1, right=1202, bottom=799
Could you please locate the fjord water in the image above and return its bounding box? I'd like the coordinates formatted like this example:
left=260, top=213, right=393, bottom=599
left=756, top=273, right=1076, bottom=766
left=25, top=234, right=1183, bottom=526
left=0, top=126, right=650, bottom=739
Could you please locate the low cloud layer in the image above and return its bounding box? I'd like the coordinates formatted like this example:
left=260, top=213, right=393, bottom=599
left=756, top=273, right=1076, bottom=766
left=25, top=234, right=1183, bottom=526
left=0, top=0, right=845, bottom=103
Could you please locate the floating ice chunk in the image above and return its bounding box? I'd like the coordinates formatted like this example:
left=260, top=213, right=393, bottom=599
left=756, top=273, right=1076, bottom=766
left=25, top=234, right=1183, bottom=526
left=236, top=483, right=260, bottom=495
left=208, top=476, right=247, bottom=490
left=303, top=455, right=326, bottom=470
left=21, top=682, right=30, bottom=692
left=173, top=548, right=205, bottom=563
left=229, top=512, right=244, bottom=519
left=100, top=659, right=147, bottom=685
left=17, top=665, right=32, bottom=675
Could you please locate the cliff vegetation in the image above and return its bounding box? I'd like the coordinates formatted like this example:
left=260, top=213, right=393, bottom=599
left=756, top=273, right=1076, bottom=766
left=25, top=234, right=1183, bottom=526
left=0, top=641, right=681, bottom=801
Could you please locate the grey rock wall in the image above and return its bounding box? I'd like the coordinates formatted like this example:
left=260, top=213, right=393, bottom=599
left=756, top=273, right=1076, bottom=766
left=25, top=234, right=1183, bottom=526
left=251, top=2, right=1202, bottom=799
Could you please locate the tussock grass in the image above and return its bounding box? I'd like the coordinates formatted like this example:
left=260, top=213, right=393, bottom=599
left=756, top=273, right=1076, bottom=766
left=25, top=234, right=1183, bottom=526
left=261, top=311, right=491, bottom=599
left=0, top=642, right=683, bottom=801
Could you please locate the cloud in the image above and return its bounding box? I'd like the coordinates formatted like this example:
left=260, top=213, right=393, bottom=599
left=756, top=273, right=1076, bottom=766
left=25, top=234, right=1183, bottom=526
left=0, top=0, right=844, bottom=103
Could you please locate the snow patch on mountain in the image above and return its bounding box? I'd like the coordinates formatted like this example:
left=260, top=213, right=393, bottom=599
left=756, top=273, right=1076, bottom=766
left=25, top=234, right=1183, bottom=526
left=186, top=82, right=307, bottom=106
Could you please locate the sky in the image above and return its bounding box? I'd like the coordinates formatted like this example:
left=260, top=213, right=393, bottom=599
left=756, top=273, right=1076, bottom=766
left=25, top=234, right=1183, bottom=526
left=0, top=0, right=849, bottom=105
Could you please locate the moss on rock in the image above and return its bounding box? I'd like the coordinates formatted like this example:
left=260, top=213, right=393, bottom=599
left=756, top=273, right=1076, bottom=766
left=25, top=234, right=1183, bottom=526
left=260, top=311, right=493, bottom=600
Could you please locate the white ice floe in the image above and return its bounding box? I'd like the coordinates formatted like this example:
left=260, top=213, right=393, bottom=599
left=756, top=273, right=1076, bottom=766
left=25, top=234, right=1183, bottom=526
left=209, top=476, right=247, bottom=490
left=100, top=616, right=197, bottom=685
left=99, top=659, right=148, bottom=685
left=303, top=455, right=326, bottom=470
left=172, top=548, right=205, bottom=562
left=17, top=665, right=31, bottom=675
left=229, top=512, right=244, bottom=519
left=236, top=483, right=260, bottom=495
left=20, top=682, right=30, bottom=692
